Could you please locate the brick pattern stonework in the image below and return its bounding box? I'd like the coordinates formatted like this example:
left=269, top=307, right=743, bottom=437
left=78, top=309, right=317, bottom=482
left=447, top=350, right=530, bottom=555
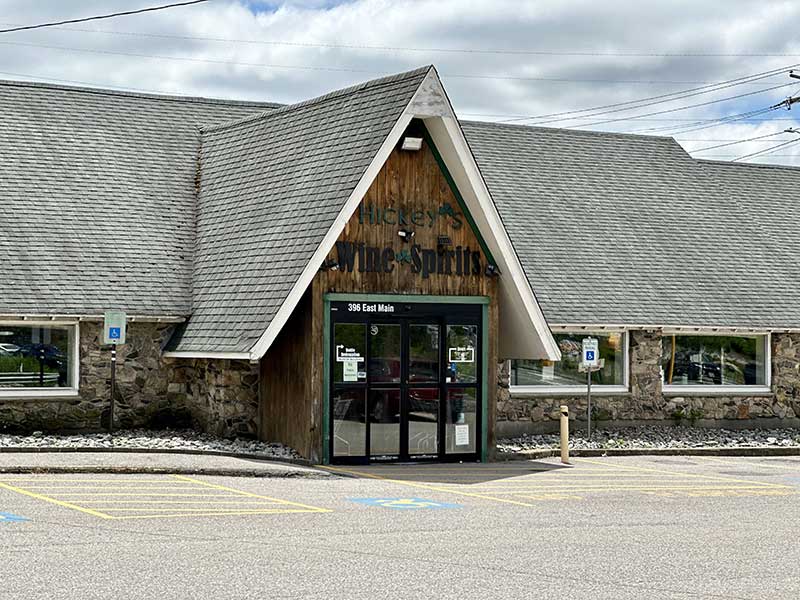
left=0, top=322, right=258, bottom=436
left=497, top=330, right=800, bottom=436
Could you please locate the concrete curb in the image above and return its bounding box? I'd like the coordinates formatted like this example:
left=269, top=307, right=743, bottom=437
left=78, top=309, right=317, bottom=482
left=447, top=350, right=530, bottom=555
left=0, top=465, right=330, bottom=478
left=0, top=447, right=331, bottom=478
left=498, top=446, right=800, bottom=460
left=0, top=446, right=312, bottom=466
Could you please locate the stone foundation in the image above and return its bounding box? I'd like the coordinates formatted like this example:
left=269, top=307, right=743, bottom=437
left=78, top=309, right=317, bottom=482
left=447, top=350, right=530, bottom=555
left=498, top=330, right=800, bottom=437
left=0, top=322, right=258, bottom=437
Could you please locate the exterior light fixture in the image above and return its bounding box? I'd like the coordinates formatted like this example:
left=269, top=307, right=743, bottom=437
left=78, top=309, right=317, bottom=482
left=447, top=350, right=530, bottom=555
left=485, top=264, right=500, bottom=277
left=401, top=136, right=423, bottom=151
left=320, top=258, right=339, bottom=271
left=398, top=228, right=415, bottom=242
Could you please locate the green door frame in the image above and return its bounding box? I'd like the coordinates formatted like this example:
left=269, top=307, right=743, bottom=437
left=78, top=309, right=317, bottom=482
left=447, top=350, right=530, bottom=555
left=322, top=293, right=490, bottom=465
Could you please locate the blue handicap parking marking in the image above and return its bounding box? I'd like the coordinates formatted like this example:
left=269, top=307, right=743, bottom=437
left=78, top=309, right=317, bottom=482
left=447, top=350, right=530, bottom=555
left=586, top=350, right=595, bottom=360
left=349, top=497, right=461, bottom=510
left=0, top=512, right=30, bottom=524
left=109, top=327, right=121, bottom=339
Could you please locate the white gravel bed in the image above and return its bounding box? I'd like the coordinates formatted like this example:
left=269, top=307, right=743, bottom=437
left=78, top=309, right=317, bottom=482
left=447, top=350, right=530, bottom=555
left=498, top=426, right=800, bottom=453
left=0, top=428, right=301, bottom=460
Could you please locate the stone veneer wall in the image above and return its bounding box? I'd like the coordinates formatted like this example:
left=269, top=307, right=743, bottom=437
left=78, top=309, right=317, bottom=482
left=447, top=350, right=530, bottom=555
left=497, top=330, right=800, bottom=437
left=0, top=322, right=259, bottom=436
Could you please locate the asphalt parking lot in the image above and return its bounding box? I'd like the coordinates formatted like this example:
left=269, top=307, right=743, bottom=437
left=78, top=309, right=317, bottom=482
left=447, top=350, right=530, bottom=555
left=2, top=456, right=798, bottom=599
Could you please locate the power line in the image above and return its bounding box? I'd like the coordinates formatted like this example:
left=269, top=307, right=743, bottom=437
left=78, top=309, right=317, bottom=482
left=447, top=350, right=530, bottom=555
left=0, top=1, right=211, bottom=35
left=5, top=39, right=789, bottom=85
left=569, top=82, right=795, bottom=129
left=630, top=106, right=780, bottom=134
left=733, top=137, right=800, bottom=161
left=2, top=21, right=799, bottom=58
left=688, top=129, right=799, bottom=152
left=504, top=69, right=796, bottom=126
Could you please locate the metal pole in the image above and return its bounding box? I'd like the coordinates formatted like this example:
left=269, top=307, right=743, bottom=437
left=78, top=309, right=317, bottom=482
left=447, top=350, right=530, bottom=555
left=560, top=405, right=570, bottom=464
left=110, top=344, right=116, bottom=433
left=586, top=367, right=592, bottom=439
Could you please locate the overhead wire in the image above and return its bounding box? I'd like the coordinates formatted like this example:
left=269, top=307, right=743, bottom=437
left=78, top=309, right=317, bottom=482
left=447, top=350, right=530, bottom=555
left=687, top=130, right=798, bottom=152
left=0, top=21, right=798, bottom=58
left=733, top=137, right=800, bottom=161
left=496, top=64, right=797, bottom=124
left=0, top=1, right=211, bottom=34
left=567, top=81, right=796, bottom=129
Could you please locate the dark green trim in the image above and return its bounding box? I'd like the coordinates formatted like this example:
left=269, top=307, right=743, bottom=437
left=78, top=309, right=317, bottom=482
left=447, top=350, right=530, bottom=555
left=322, top=298, right=331, bottom=465
left=481, top=303, right=489, bottom=463
left=422, top=128, right=497, bottom=266
left=324, top=292, right=489, bottom=305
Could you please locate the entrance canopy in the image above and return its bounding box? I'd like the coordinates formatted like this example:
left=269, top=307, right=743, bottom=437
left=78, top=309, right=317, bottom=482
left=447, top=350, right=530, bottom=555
left=165, top=66, right=559, bottom=363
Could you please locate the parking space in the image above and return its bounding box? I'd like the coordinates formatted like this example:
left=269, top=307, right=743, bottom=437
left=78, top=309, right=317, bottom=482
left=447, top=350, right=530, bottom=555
left=323, top=455, right=800, bottom=506
left=0, top=474, right=330, bottom=520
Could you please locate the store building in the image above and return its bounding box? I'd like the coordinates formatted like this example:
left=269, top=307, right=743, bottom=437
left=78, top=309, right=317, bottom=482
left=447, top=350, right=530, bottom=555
left=2, top=65, right=799, bottom=462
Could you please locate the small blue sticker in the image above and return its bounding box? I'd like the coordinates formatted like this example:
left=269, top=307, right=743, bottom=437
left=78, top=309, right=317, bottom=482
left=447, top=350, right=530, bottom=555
left=0, top=512, right=30, bottom=524
left=348, top=498, right=461, bottom=510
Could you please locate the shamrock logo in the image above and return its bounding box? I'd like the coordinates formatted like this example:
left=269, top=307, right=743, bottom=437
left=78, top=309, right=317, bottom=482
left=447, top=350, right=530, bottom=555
left=439, top=203, right=456, bottom=218
left=395, top=249, right=411, bottom=263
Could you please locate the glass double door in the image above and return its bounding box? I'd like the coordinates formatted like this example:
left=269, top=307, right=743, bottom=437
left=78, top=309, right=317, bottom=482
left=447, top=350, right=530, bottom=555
left=330, top=303, right=481, bottom=464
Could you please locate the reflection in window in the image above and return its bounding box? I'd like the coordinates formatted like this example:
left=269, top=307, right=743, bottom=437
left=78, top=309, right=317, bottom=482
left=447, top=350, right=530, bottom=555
left=369, top=324, right=402, bottom=384
left=511, top=332, right=625, bottom=387
left=0, top=325, right=75, bottom=388
left=662, top=335, right=767, bottom=386
left=409, top=324, right=439, bottom=383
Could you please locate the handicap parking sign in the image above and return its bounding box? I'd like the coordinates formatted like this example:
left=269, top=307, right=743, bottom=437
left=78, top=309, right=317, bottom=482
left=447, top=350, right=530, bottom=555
left=585, top=350, right=595, bottom=361
left=0, top=512, right=30, bottom=524
left=109, top=327, right=121, bottom=340
left=349, top=498, right=461, bottom=510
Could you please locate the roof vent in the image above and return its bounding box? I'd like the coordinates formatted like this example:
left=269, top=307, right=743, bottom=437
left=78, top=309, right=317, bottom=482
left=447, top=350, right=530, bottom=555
left=401, top=137, right=423, bottom=151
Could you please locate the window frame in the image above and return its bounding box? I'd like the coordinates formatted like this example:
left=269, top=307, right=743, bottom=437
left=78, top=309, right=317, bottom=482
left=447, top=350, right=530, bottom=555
left=0, top=320, right=80, bottom=399
left=661, top=331, right=771, bottom=396
left=510, top=330, right=630, bottom=395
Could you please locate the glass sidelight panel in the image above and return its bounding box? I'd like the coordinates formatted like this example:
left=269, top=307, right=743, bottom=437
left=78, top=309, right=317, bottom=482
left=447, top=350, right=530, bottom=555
left=408, top=387, right=439, bottom=456
left=369, top=389, right=400, bottom=457
left=369, top=324, right=401, bottom=384
left=409, top=324, right=439, bottom=383
left=445, top=387, right=477, bottom=454
left=333, top=389, right=366, bottom=457
left=446, top=325, right=478, bottom=384
left=333, top=323, right=366, bottom=384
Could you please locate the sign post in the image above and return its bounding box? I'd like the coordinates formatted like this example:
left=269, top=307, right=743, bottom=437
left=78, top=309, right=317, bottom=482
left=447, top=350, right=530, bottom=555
left=103, top=311, right=127, bottom=432
left=581, top=337, right=602, bottom=439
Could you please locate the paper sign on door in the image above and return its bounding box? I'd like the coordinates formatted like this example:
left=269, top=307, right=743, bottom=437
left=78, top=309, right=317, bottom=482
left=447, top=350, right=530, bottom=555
left=454, top=424, right=470, bottom=446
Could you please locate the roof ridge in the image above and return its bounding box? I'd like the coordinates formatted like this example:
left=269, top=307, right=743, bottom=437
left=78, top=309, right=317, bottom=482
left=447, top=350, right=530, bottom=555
left=697, top=158, right=800, bottom=171
left=0, top=77, right=283, bottom=109
left=459, top=119, right=677, bottom=143
left=202, top=65, right=433, bottom=135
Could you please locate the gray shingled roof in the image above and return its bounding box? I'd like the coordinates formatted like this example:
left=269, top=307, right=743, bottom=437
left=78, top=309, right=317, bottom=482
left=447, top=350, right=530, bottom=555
left=0, top=80, right=278, bottom=317
left=167, top=67, right=431, bottom=353
left=462, top=121, right=800, bottom=329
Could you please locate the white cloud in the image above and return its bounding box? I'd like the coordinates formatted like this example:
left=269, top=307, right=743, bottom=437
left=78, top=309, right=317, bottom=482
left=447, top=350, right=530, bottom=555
left=1, top=0, right=799, bottom=164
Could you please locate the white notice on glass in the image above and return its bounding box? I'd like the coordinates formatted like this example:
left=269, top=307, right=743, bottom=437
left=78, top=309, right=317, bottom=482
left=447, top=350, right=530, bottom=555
left=343, top=361, right=358, bottom=382
left=454, top=424, right=470, bottom=446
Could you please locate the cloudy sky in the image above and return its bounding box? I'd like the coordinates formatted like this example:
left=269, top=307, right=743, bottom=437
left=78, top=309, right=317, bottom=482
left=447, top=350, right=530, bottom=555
left=2, top=0, right=800, bottom=164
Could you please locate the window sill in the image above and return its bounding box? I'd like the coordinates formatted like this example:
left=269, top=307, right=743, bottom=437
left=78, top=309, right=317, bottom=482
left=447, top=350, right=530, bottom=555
left=662, top=386, right=772, bottom=397
left=511, top=386, right=629, bottom=396
left=0, top=389, right=80, bottom=401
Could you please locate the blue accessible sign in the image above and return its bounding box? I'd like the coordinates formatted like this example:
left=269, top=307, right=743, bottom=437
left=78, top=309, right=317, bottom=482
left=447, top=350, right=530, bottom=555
left=349, top=498, right=461, bottom=510
left=0, top=512, right=30, bottom=524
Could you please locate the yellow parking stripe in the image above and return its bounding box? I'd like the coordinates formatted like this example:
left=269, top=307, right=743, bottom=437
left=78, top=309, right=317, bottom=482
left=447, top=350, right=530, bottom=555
left=577, top=458, right=793, bottom=489
left=699, top=456, right=800, bottom=471
left=320, top=465, right=545, bottom=508
left=111, top=509, right=315, bottom=520
left=0, top=479, right=113, bottom=519
left=171, top=475, right=331, bottom=513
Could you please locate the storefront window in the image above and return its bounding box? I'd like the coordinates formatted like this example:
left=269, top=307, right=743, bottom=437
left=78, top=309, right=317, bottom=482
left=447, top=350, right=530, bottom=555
left=0, top=324, right=77, bottom=390
left=511, top=332, right=626, bottom=390
left=661, top=334, right=768, bottom=387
